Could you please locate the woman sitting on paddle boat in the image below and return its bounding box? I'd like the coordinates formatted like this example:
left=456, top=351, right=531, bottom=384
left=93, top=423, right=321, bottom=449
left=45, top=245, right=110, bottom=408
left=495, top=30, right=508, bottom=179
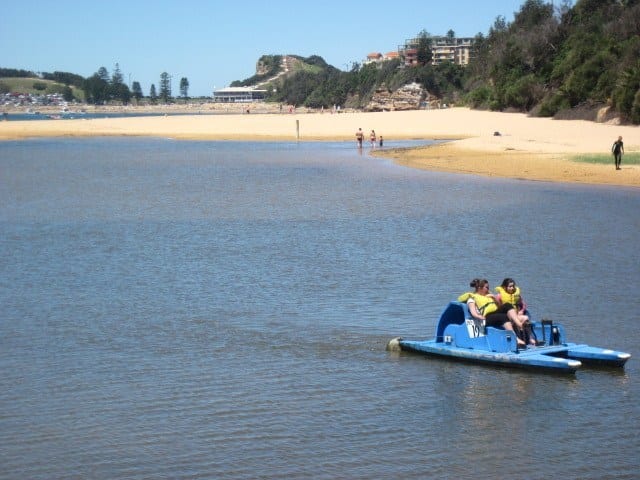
left=458, top=278, right=532, bottom=347
left=495, top=278, right=536, bottom=344
left=495, top=278, right=528, bottom=318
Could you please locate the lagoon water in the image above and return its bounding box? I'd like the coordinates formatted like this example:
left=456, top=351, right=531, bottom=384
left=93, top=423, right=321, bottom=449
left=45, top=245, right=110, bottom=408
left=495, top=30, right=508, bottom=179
left=1, top=138, right=639, bottom=479
left=4, top=111, right=205, bottom=121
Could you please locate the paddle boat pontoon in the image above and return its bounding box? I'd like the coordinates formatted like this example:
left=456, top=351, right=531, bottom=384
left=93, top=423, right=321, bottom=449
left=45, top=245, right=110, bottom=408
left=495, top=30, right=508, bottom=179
left=387, top=302, right=630, bottom=373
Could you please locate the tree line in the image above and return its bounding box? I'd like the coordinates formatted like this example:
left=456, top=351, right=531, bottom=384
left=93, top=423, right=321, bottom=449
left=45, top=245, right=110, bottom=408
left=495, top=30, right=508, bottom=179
left=466, top=0, right=640, bottom=123
left=0, top=66, right=191, bottom=105
left=83, top=65, right=191, bottom=105
left=261, top=52, right=465, bottom=110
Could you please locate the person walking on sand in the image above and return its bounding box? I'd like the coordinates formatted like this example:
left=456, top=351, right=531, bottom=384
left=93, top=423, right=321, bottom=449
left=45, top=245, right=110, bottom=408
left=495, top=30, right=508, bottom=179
left=612, top=136, right=624, bottom=170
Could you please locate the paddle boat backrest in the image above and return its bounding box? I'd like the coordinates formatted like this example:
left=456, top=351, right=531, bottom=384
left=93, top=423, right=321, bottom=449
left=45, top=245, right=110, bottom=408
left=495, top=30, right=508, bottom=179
left=436, top=301, right=520, bottom=352
left=436, top=302, right=470, bottom=342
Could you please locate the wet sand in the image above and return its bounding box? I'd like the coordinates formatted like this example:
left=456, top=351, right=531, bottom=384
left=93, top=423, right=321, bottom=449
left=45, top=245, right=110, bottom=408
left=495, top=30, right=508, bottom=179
left=1, top=107, right=637, bottom=187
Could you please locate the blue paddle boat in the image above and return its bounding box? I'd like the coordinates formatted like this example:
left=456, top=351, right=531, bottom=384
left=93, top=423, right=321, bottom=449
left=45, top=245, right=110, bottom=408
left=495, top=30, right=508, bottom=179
left=387, top=302, right=630, bottom=373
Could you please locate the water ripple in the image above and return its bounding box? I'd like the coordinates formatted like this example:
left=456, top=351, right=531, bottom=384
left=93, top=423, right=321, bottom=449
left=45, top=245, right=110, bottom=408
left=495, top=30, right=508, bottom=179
left=1, top=138, right=638, bottom=479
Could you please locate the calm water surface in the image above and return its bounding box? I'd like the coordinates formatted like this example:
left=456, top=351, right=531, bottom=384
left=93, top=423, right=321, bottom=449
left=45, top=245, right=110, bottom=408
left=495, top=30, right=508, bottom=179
left=1, top=138, right=638, bottom=479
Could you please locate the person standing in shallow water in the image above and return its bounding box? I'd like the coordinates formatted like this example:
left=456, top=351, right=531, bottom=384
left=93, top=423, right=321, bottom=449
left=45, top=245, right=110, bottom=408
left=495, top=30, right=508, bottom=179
left=355, top=128, right=364, bottom=148
left=612, top=136, right=624, bottom=170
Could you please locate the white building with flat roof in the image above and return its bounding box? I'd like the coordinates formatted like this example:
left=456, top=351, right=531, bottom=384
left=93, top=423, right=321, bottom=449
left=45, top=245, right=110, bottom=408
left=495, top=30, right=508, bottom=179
left=212, top=87, right=267, bottom=103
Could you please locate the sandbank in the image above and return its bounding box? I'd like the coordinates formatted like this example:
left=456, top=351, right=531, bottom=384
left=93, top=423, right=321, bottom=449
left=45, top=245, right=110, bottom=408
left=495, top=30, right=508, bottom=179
left=0, top=107, right=637, bottom=187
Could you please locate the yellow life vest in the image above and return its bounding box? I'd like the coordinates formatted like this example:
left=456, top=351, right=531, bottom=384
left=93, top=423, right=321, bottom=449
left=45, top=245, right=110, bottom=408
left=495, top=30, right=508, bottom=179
left=458, top=292, right=497, bottom=316
left=457, top=292, right=473, bottom=303
left=495, top=285, right=521, bottom=307
left=471, top=294, right=498, bottom=316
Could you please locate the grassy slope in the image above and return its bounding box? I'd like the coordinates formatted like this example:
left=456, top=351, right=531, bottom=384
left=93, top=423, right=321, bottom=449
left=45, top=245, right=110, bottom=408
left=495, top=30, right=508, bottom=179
left=0, top=77, right=83, bottom=98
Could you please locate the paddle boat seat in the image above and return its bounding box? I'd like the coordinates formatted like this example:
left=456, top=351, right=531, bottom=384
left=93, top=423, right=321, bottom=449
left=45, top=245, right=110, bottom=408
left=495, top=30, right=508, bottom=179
left=435, top=302, right=471, bottom=342
left=436, top=301, right=521, bottom=352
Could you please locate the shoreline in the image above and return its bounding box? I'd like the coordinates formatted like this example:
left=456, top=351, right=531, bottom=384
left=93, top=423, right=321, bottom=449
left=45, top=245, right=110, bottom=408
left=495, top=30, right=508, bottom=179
left=377, top=142, right=640, bottom=188
left=1, top=107, right=637, bottom=187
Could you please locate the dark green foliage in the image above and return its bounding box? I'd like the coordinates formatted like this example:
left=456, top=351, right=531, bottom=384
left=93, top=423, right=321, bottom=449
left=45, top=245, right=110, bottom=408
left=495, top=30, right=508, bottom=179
left=0, top=68, right=35, bottom=78
left=265, top=55, right=356, bottom=107
left=97, top=67, right=110, bottom=83
left=264, top=53, right=466, bottom=109
left=131, top=81, right=143, bottom=101
left=83, top=74, right=109, bottom=104
left=179, top=77, right=189, bottom=98
left=295, top=55, right=329, bottom=68
left=416, top=30, right=433, bottom=66
left=159, top=72, right=171, bottom=103
left=41, top=71, right=85, bottom=88
left=610, top=34, right=640, bottom=120
left=355, top=63, right=380, bottom=100
left=632, top=90, right=640, bottom=123
left=111, top=64, right=124, bottom=85
left=613, top=62, right=640, bottom=121
left=110, top=82, right=131, bottom=104
left=62, top=86, right=74, bottom=102
left=466, top=85, right=493, bottom=108
left=538, top=91, right=570, bottom=117
left=464, top=0, right=640, bottom=123
left=467, top=1, right=559, bottom=111
left=83, top=66, right=132, bottom=105
left=504, top=74, right=543, bottom=110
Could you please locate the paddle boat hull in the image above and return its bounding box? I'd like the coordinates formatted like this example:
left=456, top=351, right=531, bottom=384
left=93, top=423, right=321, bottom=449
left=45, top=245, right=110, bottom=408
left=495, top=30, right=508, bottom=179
left=388, top=302, right=630, bottom=374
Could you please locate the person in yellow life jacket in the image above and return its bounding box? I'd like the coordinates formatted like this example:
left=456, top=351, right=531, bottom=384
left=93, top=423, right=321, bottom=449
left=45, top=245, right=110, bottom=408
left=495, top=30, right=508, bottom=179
left=495, top=278, right=535, bottom=345
left=461, top=278, right=529, bottom=347
left=495, top=278, right=527, bottom=315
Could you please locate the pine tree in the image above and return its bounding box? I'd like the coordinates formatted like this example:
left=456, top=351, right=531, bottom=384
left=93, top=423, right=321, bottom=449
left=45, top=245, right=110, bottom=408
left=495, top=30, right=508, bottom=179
left=179, top=77, right=189, bottom=98
left=159, top=72, right=171, bottom=103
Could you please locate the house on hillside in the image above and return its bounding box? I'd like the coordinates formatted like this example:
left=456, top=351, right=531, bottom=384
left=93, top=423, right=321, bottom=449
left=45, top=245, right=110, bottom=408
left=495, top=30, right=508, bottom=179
left=384, top=51, right=400, bottom=61
left=363, top=52, right=383, bottom=65
left=363, top=51, right=400, bottom=66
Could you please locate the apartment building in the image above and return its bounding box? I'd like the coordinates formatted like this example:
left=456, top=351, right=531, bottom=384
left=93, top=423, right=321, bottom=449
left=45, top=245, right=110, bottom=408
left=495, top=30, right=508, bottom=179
left=399, top=36, right=473, bottom=67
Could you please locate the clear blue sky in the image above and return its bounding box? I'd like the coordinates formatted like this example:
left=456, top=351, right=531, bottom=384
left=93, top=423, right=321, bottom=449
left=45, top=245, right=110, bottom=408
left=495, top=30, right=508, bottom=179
left=1, top=0, right=532, bottom=97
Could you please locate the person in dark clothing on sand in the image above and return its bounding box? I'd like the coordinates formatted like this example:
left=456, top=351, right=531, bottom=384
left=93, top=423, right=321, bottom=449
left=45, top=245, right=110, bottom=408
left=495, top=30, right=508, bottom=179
left=612, top=136, right=624, bottom=170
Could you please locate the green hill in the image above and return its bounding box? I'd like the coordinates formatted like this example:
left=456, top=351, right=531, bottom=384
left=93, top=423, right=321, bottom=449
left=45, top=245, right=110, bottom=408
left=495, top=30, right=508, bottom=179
left=0, top=77, right=82, bottom=100
left=228, top=53, right=465, bottom=111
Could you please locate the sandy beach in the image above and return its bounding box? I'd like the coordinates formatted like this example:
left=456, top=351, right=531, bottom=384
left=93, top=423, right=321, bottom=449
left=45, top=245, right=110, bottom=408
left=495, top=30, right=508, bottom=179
left=1, top=107, right=638, bottom=187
